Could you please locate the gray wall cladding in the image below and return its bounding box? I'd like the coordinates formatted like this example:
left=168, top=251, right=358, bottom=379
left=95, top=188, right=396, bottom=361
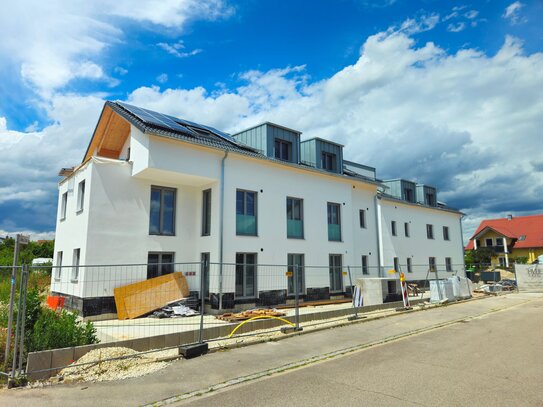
left=383, top=180, right=416, bottom=202
left=233, top=123, right=300, bottom=163
left=416, top=184, right=437, bottom=206
left=301, top=138, right=343, bottom=173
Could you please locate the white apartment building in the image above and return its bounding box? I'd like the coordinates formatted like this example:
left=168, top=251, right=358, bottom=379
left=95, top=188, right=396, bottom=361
left=52, top=101, right=464, bottom=316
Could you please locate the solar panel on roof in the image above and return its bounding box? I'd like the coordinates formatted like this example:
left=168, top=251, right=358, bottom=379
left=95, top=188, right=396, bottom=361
left=116, top=102, right=195, bottom=137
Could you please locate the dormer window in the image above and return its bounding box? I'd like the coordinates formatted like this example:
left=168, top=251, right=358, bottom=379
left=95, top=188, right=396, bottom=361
left=321, top=152, right=336, bottom=172
left=519, top=235, right=526, bottom=241
left=274, top=139, right=291, bottom=161
left=426, top=193, right=435, bottom=206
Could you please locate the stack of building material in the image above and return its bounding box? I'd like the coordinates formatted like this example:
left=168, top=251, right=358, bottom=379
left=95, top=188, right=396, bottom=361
left=114, top=272, right=190, bottom=319
left=216, top=308, right=286, bottom=322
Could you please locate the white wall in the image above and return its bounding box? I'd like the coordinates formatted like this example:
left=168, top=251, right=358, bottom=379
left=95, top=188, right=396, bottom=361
left=379, top=197, right=464, bottom=281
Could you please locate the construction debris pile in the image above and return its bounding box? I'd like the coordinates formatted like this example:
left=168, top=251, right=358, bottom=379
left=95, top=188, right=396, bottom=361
left=216, top=308, right=286, bottom=322
left=150, top=296, right=199, bottom=318
left=52, top=347, right=170, bottom=383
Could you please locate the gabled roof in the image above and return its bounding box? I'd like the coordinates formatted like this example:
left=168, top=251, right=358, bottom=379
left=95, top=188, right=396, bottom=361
left=466, top=214, right=543, bottom=250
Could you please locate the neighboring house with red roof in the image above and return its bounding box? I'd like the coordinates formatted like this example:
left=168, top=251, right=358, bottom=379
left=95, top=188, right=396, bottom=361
left=465, top=214, right=543, bottom=267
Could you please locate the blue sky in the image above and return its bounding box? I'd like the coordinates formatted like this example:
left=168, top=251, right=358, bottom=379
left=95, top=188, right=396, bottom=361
left=0, top=0, right=542, bottom=241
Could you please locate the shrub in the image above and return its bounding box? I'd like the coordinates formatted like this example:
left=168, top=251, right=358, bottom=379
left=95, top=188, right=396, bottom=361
left=28, top=309, right=99, bottom=352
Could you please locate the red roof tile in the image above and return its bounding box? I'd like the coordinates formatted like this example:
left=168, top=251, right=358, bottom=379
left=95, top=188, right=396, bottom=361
left=466, top=214, right=543, bottom=250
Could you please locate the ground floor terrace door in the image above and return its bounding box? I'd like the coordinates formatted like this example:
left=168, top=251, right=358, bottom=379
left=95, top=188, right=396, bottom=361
left=235, top=253, right=257, bottom=298
left=329, top=254, right=343, bottom=293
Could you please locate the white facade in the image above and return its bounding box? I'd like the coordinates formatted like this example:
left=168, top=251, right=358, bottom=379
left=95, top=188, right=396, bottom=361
left=52, top=103, right=465, bottom=314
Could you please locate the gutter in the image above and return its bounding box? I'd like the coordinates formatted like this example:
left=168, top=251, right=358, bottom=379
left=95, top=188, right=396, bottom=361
left=219, top=151, right=228, bottom=311
left=374, top=194, right=384, bottom=277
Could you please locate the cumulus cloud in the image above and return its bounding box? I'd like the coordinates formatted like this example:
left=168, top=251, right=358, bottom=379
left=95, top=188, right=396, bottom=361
left=447, top=22, right=466, bottom=32
left=0, top=0, right=232, bottom=96
left=2, top=17, right=543, bottom=241
left=503, top=1, right=526, bottom=25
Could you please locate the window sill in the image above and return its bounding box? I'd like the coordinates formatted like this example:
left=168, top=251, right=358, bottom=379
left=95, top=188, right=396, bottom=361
left=149, top=233, right=176, bottom=237
left=60, top=218, right=66, bottom=222
left=76, top=209, right=83, bottom=215
left=287, top=236, right=304, bottom=240
left=236, top=234, right=258, bottom=237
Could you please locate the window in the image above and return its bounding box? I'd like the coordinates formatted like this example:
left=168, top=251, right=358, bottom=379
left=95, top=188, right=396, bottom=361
left=202, top=189, right=211, bottom=236
left=274, top=139, right=291, bottom=161
left=362, top=255, right=369, bottom=275
left=404, top=222, right=410, bottom=237
left=71, top=249, right=80, bottom=281
left=426, top=193, right=435, bottom=206
left=321, top=152, right=336, bottom=172
left=485, top=238, right=493, bottom=247
left=429, top=257, right=436, bottom=272
left=393, top=257, right=400, bottom=272
left=519, top=235, right=526, bottom=241
left=235, top=253, right=257, bottom=298
left=287, top=254, right=305, bottom=295
left=426, top=224, right=434, bottom=239
left=147, top=252, right=174, bottom=279
left=287, top=197, right=304, bottom=239
left=407, top=257, right=412, bottom=273
left=443, top=226, right=450, bottom=241
left=391, top=221, right=397, bottom=236
left=149, top=186, right=176, bottom=235
left=76, top=180, right=85, bottom=212
left=387, top=280, right=396, bottom=294
left=55, top=251, right=62, bottom=280
left=404, top=188, right=414, bottom=202
left=496, top=238, right=504, bottom=247
left=201, top=253, right=210, bottom=297
left=60, top=192, right=68, bottom=220
left=476, top=239, right=481, bottom=247
left=327, top=203, right=341, bottom=241
left=359, top=210, right=366, bottom=228
left=236, top=190, right=257, bottom=236
left=445, top=257, right=452, bottom=272
left=329, top=254, right=343, bottom=292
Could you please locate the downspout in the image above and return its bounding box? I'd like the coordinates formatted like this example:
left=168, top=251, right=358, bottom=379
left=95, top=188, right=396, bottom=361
left=218, top=151, right=228, bottom=311
left=459, top=214, right=466, bottom=276
left=374, top=193, right=384, bottom=278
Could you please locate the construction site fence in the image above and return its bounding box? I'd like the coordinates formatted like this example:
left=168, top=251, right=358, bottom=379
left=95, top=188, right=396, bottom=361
left=2, top=261, right=467, bottom=382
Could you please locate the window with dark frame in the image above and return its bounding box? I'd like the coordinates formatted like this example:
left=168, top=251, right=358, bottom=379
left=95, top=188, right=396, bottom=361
left=429, top=256, right=436, bottom=272
left=235, top=252, right=257, bottom=298
left=445, top=257, right=452, bottom=272
left=71, top=248, right=80, bottom=281
left=274, top=139, right=291, bottom=161
left=55, top=251, right=62, bottom=280
left=287, top=253, right=305, bottom=295
left=404, top=188, right=414, bottom=202
left=201, top=252, right=210, bottom=297
left=391, top=221, right=397, bottom=236
left=236, top=189, right=257, bottom=236
left=329, top=254, right=343, bottom=292
left=485, top=238, right=493, bottom=247
left=404, top=222, right=410, bottom=237
left=407, top=257, right=412, bottom=273
left=149, top=186, right=176, bottom=236
left=443, top=226, right=450, bottom=241
left=394, top=257, right=400, bottom=272
left=77, top=180, right=85, bottom=212
left=359, top=209, right=366, bottom=228
left=327, top=202, right=341, bottom=241
left=321, top=152, right=336, bottom=171
left=60, top=192, right=68, bottom=220
left=202, top=189, right=211, bottom=236
left=362, top=255, right=369, bottom=275
left=287, top=197, right=304, bottom=239
left=147, top=252, right=175, bottom=279
left=426, top=224, right=434, bottom=239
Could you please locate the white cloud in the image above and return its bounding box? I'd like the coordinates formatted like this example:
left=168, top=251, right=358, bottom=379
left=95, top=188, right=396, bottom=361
left=503, top=1, right=526, bottom=25
left=0, top=0, right=232, bottom=96
left=447, top=22, right=466, bottom=33
left=156, top=73, right=169, bottom=83
left=464, top=10, right=479, bottom=19
left=157, top=41, right=203, bottom=58
left=397, top=13, right=440, bottom=35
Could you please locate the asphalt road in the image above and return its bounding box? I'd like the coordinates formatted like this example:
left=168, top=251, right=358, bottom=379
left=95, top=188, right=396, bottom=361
left=177, top=295, right=543, bottom=407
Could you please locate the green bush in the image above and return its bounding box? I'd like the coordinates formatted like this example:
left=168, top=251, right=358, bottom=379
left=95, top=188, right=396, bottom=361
left=28, top=309, right=98, bottom=352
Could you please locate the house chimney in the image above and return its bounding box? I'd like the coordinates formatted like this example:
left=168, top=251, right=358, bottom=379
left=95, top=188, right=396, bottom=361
left=507, top=214, right=513, bottom=220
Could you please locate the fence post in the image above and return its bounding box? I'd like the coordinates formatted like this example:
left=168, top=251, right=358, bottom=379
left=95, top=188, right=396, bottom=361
left=16, top=265, right=29, bottom=377
left=294, top=265, right=302, bottom=331
left=198, top=260, right=206, bottom=344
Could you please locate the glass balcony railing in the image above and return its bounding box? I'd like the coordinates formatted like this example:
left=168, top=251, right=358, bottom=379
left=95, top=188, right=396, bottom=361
left=287, top=219, right=304, bottom=239
left=328, top=224, right=341, bottom=241
left=236, top=214, right=257, bottom=236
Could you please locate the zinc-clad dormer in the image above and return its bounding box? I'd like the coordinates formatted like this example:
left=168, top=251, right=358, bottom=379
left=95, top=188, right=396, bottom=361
left=232, top=122, right=302, bottom=164
left=300, top=138, right=344, bottom=174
